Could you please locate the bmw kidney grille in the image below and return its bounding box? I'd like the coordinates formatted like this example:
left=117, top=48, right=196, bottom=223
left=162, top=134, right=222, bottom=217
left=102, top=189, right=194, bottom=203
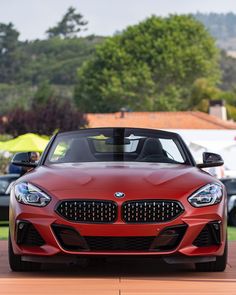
left=56, top=200, right=184, bottom=223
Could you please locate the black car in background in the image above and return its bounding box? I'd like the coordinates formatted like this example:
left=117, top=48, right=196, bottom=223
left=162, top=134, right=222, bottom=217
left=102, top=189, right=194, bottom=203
left=220, top=178, right=236, bottom=226
left=0, top=174, right=20, bottom=222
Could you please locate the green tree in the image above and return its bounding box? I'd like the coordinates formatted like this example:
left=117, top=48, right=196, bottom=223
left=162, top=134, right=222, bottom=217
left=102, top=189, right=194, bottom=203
left=74, top=15, right=220, bottom=113
left=189, top=78, right=221, bottom=111
left=17, top=36, right=104, bottom=85
left=0, top=83, right=35, bottom=115
left=226, top=104, right=236, bottom=121
left=46, top=7, right=88, bottom=39
left=220, top=50, right=236, bottom=91
left=33, top=80, right=55, bottom=105
left=0, top=22, right=20, bottom=83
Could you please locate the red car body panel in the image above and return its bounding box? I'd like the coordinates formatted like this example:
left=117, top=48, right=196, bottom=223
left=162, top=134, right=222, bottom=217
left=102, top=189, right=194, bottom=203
left=9, top=162, right=227, bottom=258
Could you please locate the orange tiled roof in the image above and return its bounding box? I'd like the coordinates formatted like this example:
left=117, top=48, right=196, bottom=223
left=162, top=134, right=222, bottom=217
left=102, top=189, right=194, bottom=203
left=87, top=111, right=236, bottom=130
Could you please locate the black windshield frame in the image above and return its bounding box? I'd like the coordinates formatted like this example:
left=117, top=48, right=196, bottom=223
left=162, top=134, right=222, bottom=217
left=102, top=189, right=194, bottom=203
left=40, top=128, right=196, bottom=166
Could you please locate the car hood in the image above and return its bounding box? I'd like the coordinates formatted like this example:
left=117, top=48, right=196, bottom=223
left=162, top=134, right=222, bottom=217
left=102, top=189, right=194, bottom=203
left=18, top=162, right=217, bottom=200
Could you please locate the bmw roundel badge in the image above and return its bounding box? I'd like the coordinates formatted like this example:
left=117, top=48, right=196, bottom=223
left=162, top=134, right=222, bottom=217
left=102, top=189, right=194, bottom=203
left=114, top=192, right=125, bottom=198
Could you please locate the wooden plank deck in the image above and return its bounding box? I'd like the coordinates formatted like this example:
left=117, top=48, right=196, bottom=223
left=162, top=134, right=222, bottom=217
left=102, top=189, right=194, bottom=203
left=0, top=241, right=235, bottom=294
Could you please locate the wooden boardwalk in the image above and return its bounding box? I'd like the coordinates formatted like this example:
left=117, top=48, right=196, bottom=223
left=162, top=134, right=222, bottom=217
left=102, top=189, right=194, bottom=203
left=0, top=240, right=235, bottom=295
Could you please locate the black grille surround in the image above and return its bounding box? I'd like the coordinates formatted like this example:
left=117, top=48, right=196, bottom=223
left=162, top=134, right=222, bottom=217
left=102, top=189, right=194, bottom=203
left=52, top=224, right=156, bottom=252
left=55, top=199, right=184, bottom=224
left=56, top=200, right=117, bottom=223
left=122, top=200, right=184, bottom=223
left=84, top=236, right=155, bottom=251
left=193, top=221, right=221, bottom=247
left=51, top=223, right=187, bottom=252
left=16, top=221, right=45, bottom=246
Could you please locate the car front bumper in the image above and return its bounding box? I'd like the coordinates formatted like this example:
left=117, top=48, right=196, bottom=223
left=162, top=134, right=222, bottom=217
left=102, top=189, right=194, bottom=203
left=9, top=184, right=227, bottom=264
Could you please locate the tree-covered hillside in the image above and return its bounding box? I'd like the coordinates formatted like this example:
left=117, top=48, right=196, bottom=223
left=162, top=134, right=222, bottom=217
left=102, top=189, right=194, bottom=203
left=0, top=35, right=105, bottom=114
left=2, top=8, right=236, bottom=136
left=0, top=7, right=105, bottom=116
left=18, top=36, right=104, bottom=85
left=0, top=7, right=97, bottom=134
left=193, top=12, right=236, bottom=50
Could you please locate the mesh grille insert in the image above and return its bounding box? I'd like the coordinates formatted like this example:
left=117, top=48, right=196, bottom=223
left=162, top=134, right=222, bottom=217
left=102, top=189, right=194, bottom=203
left=56, top=200, right=117, bottom=223
left=17, top=222, right=45, bottom=246
left=193, top=222, right=221, bottom=247
left=122, top=200, right=184, bottom=223
left=84, top=236, right=155, bottom=251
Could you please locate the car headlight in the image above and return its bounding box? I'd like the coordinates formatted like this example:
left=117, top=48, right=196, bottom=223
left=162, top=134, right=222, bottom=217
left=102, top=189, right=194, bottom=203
left=14, top=182, right=51, bottom=207
left=188, top=183, right=223, bottom=208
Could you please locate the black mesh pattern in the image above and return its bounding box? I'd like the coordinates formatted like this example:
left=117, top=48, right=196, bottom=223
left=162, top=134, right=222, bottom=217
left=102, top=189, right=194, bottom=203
left=193, top=227, right=211, bottom=247
left=56, top=200, right=117, bottom=223
left=26, top=225, right=45, bottom=246
left=122, top=200, right=184, bottom=223
left=51, top=224, right=188, bottom=252
left=17, top=222, right=45, bottom=246
left=84, top=236, right=155, bottom=251
left=193, top=222, right=221, bottom=247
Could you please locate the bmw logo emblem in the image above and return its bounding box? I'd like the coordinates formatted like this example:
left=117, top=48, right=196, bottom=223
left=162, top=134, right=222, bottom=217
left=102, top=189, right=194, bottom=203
left=114, top=192, right=125, bottom=198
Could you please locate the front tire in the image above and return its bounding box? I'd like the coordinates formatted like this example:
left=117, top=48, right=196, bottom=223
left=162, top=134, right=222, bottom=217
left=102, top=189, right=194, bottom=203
left=8, top=234, right=42, bottom=272
left=195, top=240, right=228, bottom=272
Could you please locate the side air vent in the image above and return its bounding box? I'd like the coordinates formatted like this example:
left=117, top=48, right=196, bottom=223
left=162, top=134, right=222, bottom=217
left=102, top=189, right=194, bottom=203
left=193, top=221, right=221, bottom=247
left=16, top=221, right=45, bottom=246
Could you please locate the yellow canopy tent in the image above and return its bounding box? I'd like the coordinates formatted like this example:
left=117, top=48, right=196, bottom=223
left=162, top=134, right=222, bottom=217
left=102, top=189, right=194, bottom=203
left=0, top=133, right=49, bottom=153
left=0, top=142, right=4, bottom=150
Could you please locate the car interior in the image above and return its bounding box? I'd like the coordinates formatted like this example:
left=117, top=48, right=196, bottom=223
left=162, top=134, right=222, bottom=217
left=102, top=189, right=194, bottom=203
left=51, top=136, right=183, bottom=164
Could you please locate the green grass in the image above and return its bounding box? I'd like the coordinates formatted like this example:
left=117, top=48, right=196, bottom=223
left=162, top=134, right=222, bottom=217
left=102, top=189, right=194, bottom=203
left=228, top=227, right=236, bottom=241
left=0, top=227, right=8, bottom=240
left=0, top=226, right=236, bottom=241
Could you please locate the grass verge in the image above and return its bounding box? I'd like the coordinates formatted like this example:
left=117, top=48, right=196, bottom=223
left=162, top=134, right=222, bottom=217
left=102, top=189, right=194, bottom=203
left=0, top=227, right=8, bottom=240
left=228, top=227, right=236, bottom=241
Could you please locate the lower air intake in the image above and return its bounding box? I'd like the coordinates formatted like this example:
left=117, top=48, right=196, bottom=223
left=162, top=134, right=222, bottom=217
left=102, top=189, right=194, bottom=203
left=16, top=221, right=45, bottom=246
left=193, top=221, right=221, bottom=247
left=84, top=236, right=155, bottom=251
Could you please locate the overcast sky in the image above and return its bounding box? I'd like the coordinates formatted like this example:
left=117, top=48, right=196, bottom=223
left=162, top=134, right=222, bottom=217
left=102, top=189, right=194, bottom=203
left=0, top=0, right=236, bottom=40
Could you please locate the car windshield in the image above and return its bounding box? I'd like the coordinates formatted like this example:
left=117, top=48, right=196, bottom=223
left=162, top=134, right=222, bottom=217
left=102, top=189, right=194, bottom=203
left=46, top=128, right=188, bottom=165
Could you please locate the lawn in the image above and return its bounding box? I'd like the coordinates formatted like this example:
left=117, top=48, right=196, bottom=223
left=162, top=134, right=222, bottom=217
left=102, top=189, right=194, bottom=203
left=228, top=227, right=236, bottom=241
left=0, top=226, right=236, bottom=241
left=0, top=227, right=8, bottom=240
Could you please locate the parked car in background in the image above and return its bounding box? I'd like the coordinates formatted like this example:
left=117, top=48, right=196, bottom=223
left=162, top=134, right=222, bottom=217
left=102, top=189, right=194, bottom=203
left=220, top=178, right=236, bottom=226
left=9, top=128, right=227, bottom=272
left=0, top=174, right=20, bottom=222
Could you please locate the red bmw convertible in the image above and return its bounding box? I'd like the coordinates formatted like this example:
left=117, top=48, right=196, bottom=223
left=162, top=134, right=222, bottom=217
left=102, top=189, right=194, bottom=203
left=9, top=128, right=227, bottom=272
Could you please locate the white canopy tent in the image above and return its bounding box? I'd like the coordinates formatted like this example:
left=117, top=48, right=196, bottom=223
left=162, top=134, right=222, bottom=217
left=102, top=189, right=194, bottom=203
left=166, top=129, right=236, bottom=176
left=189, top=140, right=236, bottom=152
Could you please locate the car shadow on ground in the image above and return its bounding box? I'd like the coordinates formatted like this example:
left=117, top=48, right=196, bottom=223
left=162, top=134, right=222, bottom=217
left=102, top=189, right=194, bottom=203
left=42, top=256, right=193, bottom=275
left=1, top=241, right=234, bottom=281
left=34, top=257, right=227, bottom=280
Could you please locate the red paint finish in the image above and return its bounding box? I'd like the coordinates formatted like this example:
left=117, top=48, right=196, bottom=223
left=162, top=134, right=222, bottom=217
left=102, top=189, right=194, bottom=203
left=10, top=129, right=227, bottom=270
left=10, top=162, right=227, bottom=258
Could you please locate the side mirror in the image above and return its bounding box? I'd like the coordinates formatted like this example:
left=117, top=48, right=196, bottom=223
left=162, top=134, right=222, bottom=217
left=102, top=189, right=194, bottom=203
left=197, top=152, right=224, bottom=169
left=11, top=152, right=37, bottom=168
